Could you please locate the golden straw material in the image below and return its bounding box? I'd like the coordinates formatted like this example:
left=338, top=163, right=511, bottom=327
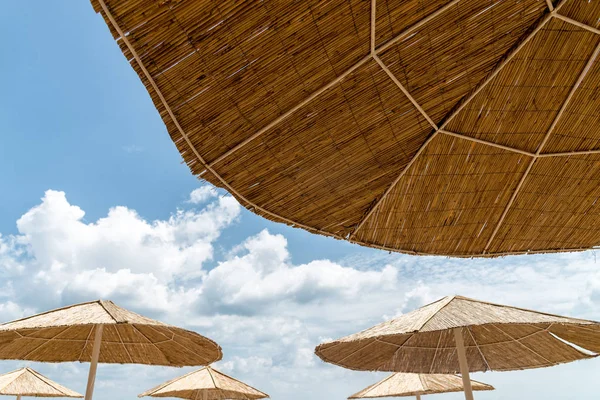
left=89, top=0, right=600, bottom=257
left=0, top=300, right=222, bottom=367
left=138, top=366, right=269, bottom=400
left=315, top=295, right=600, bottom=373
left=0, top=367, right=83, bottom=398
left=349, top=373, right=493, bottom=398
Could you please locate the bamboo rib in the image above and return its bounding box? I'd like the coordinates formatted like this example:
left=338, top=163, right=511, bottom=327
left=439, top=130, right=535, bottom=157
left=374, top=55, right=438, bottom=129
left=554, top=14, right=600, bottom=36
left=375, top=0, right=462, bottom=54
left=483, top=40, right=600, bottom=252
left=371, top=0, right=376, bottom=54
left=545, top=0, right=554, bottom=12
left=96, top=0, right=351, bottom=245
left=539, top=149, right=600, bottom=157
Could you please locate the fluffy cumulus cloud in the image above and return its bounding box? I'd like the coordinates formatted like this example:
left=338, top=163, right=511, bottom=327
left=1, top=189, right=600, bottom=399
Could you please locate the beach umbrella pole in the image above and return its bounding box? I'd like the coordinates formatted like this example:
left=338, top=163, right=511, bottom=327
left=415, top=395, right=421, bottom=400
left=454, top=328, right=474, bottom=400
left=84, top=325, right=104, bottom=400
left=16, top=396, right=21, bottom=400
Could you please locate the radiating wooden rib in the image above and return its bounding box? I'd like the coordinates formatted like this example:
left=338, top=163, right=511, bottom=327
left=439, top=130, right=535, bottom=156
left=545, top=0, right=554, bottom=11
left=484, top=41, right=600, bottom=253
left=208, top=54, right=371, bottom=167
left=371, top=0, right=376, bottom=54
left=376, top=0, right=462, bottom=54
left=349, top=131, right=439, bottom=238
left=374, top=55, right=438, bottom=129
left=555, top=14, right=600, bottom=36
left=539, top=149, right=600, bottom=157
left=440, top=11, right=555, bottom=130
left=96, top=0, right=349, bottom=245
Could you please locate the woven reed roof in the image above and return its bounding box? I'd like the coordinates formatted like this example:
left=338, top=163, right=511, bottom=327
left=89, top=0, right=600, bottom=257
left=349, top=373, right=493, bottom=398
left=0, top=367, right=82, bottom=398
left=0, top=300, right=222, bottom=367
left=315, top=295, right=600, bottom=373
left=139, top=366, right=269, bottom=399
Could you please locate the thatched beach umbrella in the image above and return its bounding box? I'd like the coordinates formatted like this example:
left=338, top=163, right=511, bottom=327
left=349, top=373, right=493, bottom=400
left=0, top=367, right=82, bottom=399
left=0, top=300, right=222, bottom=400
left=89, top=0, right=600, bottom=258
left=138, top=366, right=269, bottom=400
left=316, top=295, right=600, bottom=400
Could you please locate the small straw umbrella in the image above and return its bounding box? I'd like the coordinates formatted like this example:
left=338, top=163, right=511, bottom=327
left=348, top=373, right=493, bottom=400
left=0, top=300, right=222, bottom=400
left=0, top=367, right=83, bottom=399
left=315, top=295, right=600, bottom=400
left=138, top=365, right=269, bottom=400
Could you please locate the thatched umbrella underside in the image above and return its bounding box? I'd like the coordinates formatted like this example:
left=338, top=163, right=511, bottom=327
left=139, top=366, right=269, bottom=400
left=315, top=295, right=600, bottom=399
left=349, top=373, right=493, bottom=399
left=0, top=367, right=83, bottom=399
left=89, top=0, right=600, bottom=257
left=0, top=301, right=222, bottom=400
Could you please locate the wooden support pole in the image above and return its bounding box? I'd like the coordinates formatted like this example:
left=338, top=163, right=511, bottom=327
left=84, top=325, right=104, bottom=400
left=454, top=328, right=474, bottom=400
left=16, top=396, right=21, bottom=400
left=415, top=395, right=421, bottom=400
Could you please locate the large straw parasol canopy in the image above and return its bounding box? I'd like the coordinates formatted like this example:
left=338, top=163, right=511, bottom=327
left=348, top=373, right=493, bottom=399
left=138, top=366, right=269, bottom=400
left=0, top=300, right=222, bottom=400
left=0, top=367, right=82, bottom=398
left=89, top=0, right=600, bottom=257
left=315, top=295, right=600, bottom=373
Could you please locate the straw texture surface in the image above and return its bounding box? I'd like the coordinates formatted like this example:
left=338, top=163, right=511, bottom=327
left=349, top=372, right=493, bottom=398
left=139, top=366, right=269, bottom=399
left=0, top=300, right=222, bottom=367
left=0, top=367, right=82, bottom=397
left=315, top=295, right=600, bottom=373
left=89, top=0, right=600, bottom=257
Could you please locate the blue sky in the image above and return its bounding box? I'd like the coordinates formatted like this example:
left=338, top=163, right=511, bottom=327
left=1, top=2, right=600, bottom=400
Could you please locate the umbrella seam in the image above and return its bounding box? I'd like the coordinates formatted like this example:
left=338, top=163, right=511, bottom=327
left=466, top=326, right=491, bottom=371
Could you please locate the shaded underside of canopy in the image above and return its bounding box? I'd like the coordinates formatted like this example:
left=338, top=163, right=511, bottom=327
left=90, top=0, right=600, bottom=257
left=315, top=295, right=600, bottom=373
left=0, top=367, right=83, bottom=397
left=349, top=373, right=493, bottom=398
left=0, top=300, right=222, bottom=367
left=139, top=366, right=268, bottom=400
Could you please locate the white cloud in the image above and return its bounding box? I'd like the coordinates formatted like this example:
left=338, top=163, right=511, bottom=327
left=188, top=185, right=218, bottom=204
left=202, top=230, right=398, bottom=314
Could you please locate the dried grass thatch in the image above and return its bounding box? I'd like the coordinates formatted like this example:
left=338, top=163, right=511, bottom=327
left=0, top=367, right=82, bottom=398
left=315, top=295, right=600, bottom=373
left=349, top=373, right=493, bottom=398
left=0, top=300, right=222, bottom=367
left=89, top=0, right=600, bottom=257
left=138, top=366, right=269, bottom=400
